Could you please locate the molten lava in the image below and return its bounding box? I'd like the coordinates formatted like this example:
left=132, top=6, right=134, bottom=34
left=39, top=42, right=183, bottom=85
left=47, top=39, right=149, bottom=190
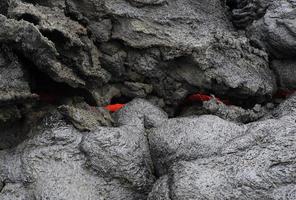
left=104, top=104, right=125, bottom=112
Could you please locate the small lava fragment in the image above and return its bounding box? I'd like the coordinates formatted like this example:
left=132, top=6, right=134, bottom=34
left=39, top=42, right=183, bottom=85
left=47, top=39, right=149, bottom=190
left=104, top=104, right=125, bottom=112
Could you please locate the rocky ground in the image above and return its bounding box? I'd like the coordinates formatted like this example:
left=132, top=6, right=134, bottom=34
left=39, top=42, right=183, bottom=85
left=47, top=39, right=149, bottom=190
left=0, top=0, right=296, bottom=199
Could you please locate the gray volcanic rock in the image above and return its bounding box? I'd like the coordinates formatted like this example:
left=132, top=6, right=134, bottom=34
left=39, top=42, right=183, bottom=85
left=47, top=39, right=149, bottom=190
left=186, top=33, right=276, bottom=98
left=107, top=0, right=230, bottom=48
left=0, top=0, right=9, bottom=15
left=202, top=99, right=273, bottom=123
left=115, top=98, right=168, bottom=128
left=109, top=0, right=276, bottom=100
left=8, top=1, right=110, bottom=86
left=0, top=14, right=85, bottom=88
left=0, top=44, right=36, bottom=123
left=265, top=93, right=296, bottom=119
left=88, top=20, right=112, bottom=43
left=1, top=96, right=296, bottom=199
left=0, top=0, right=278, bottom=118
left=0, top=110, right=153, bottom=200
left=117, top=81, right=153, bottom=98
left=58, top=104, right=114, bottom=131
left=80, top=99, right=162, bottom=193
left=227, top=0, right=270, bottom=29
left=2, top=1, right=114, bottom=105
left=148, top=114, right=246, bottom=176
left=246, top=0, right=296, bottom=59
left=147, top=175, right=171, bottom=200
left=271, top=60, right=296, bottom=90
left=148, top=95, right=296, bottom=199
left=0, top=45, right=34, bottom=106
left=1, top=0, right=296, bottom=199
left=81, top=124, right=155, bottom=194
left=0, top=99, right=167, bottom=199
left=66, top=0, right=276, bottom=108
left=228, top=0, right=296, bottom=96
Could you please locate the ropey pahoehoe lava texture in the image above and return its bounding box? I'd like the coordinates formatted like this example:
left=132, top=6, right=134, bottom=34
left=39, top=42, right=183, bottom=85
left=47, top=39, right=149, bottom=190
left=0, top=0, right=296, bottom=199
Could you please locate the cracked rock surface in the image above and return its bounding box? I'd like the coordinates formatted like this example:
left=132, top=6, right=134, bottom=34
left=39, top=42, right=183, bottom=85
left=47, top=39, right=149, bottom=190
left=0, top=0, right=296, bottom=199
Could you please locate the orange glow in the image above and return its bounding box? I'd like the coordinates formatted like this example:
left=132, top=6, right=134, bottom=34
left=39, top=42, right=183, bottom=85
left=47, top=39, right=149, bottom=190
left=104, top=104, right=125, bottom=112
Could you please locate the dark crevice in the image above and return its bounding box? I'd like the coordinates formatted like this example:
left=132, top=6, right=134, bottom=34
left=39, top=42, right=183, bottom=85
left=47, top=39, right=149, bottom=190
left=270, top=62, right=283, bottom=91
left=29, top=68, right=97, bottom=106
left=167, top=174, right=175, bottom=200
left=215, top=91, right=269, bottom=108
left=110, top=95, right=133, bottom=104
left=17, top=13, right=40, bottom=25
left=225, top=0, right=239, bottom=9
left=39, top=29, right=94, bottom=86
left=225, top=0, right=249, bottom=10
left=17, top=54, right=97, bottom=106
left=249, top=39, right=265, bottom=51
left=0, top=0, right=9, bottom=15
left=172, top=90, right=273, bottom=118
left=126, top=0, right=167, bottom=8
left=0, top=181, right=5, bottom=193
left=0, top=117, right=31, bottom=150
left=40, top=29, right=71, bottom=50
left=173, top=101, right=201, bottom=117
left=30, top=69, right=96, bottom=106
left=64, top=0, right=90, bottom=26
left=21, top=0, right=37, bottom=4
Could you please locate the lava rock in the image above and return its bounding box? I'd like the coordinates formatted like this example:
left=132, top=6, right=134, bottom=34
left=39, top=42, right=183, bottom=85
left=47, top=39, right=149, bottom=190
left=4, top=1, right=115, bottom=105
left=202, top=99, right=272, bottom=123
left=117, top=81, right=153, bottom=98
left=1, top=0, right=296, bottom=199
left=227, top=0, right=270, bottom=29
left=115, top=98, right=168, bottom=129
left=0, top=44, right=34, bottom=106
left=148, top=114, right=246, bottom=176
left=81, top=124, right=155, bottom=194
left=65, top=0, right=276, bottom=109
left=0, top=99, right=168, bottom=199
left=0, top=111, right=149, bottom=200
left=0, top=14, right=85, bottom=87
left=147, top=175, right=171, bottom=200
left=271, top=60, right=296, bottom=90
left=58, top=104, right=114, bottom=131
left=247, top=0, right=296, bottom=59
left=265, top=93, right=296, bottom=119
left=0, top=44, right=36, bottom=123
left=149, top=94, right=296, bottom=199
left=88, top=20, right=112, bottom=43
left=0, top=0, right=9, bottom=15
